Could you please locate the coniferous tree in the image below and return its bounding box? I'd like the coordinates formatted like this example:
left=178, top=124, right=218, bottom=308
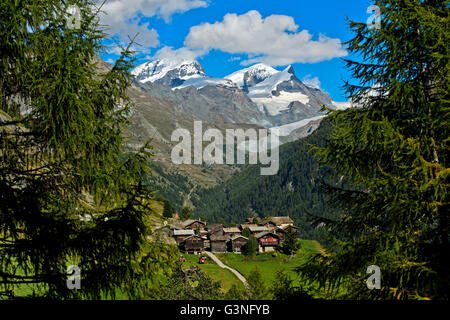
left=244, top=235, right=258, bottom=257
left=297, top=0, right=449, bottom=300
left=247, top=268, right=269, bottom=300
left=0, top=0, right=176, bottom=299
left=162, top=199, right=175, bottom=219
left=281, top=228, right=300, bottom=256
left=180, top=207, right=192, bottom=221
left=224, top=283, right=247, bottom=300
left=271, top=270, right=311, bottom=300
left=242, top=227, right=251, bottom=238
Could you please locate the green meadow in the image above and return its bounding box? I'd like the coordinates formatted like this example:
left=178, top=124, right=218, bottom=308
left=215, top=239, right=322, bottom=288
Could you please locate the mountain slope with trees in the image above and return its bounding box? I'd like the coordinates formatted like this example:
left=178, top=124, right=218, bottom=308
left=192, top=120, right=341, bottom=240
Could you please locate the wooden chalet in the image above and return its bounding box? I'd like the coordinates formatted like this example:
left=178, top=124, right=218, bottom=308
left=209, top=235, right=228, bottom=253
left=255, top=232, right=281, bottom=252
left=207, top=223, right=224, bottom=231
left=207, top=224, right=224, bottom=237
left=229, top=235, right=248, bottom=253
left=248, top=225, right=269, bottom=236
left=173, top=229, right=195, bottom=244
left=222, top=227, right=241, bottom=238
left=182, top=219, right=207, bottom=231
left=180, top=235, right=205, bottom=254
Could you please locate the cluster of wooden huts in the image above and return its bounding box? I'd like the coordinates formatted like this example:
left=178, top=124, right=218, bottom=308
left=156, top=216, right=299, bottom=254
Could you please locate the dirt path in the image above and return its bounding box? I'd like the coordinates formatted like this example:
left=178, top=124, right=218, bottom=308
left=204, top=251, right=248, bottom=287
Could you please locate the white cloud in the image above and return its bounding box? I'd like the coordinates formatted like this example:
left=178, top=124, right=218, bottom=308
left=152, top=46, right=206, bottom=63
left=184, top=10, right=347, bottom=66
left=155, top=0, right=209, bottom=21
left=302, top=75, right=321, bottom=89
left=95, top=0, right=208, bottom=48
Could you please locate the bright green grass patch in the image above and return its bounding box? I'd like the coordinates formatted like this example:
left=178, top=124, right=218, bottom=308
left=214, top=240, right=322, bottom=294
left=181, top=254, right=244, bottom=293
left=215, top=252, right=307, bottom=287
left=215, top=240, right=349, bottom=299
left=298, top=239, right=321, bottom=254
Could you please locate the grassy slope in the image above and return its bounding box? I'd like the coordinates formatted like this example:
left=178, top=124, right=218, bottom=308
left=215, top=240, right=324, bottom=296
left=181, top=254, right=245, bottom=293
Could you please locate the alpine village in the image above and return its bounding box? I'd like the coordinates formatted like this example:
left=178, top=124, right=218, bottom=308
left=158, top=216, right=298, bottom=256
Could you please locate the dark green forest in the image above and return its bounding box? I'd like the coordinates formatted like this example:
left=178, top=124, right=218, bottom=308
left=147, top=162, right=193, bottom=210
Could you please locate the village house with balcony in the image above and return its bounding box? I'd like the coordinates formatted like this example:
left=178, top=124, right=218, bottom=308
left=255, top=232, right=281, bottom=252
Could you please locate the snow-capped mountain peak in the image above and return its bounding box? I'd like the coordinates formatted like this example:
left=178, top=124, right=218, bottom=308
left=132, top=59, right=206, bottom=84
left=247, top=66, right=294, bottom=98
left=225, top=63, right=279, bottom=91
left=132, top=58, right=239, bottom=90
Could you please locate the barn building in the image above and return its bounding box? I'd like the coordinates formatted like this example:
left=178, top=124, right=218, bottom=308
left=229, top=235, right=248, bottom=253
left=180, top=235, right=205, bottom=254
left=182, top=219, right=207, bottom=231
left=209, top=235, right=228, bottom=253
left=173, top=229, right=195, bottom=245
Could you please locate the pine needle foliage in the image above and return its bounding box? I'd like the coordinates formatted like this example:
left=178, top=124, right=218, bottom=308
left=296, top=0, right=449, bottom=300
left=0, top=0, right=176, bottom=299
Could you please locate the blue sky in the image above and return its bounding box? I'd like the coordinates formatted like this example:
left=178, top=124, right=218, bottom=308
left=99, top=0, right=375, bottom=101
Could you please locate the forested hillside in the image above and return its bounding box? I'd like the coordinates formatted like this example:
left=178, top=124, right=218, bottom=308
left=147, top=162, right=193, bottom=210
left=192, top=120, right=342, bottom=240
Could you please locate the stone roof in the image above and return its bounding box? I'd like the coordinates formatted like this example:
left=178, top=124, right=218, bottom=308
left=223, top=227, right=241, bottom=233
left=186, top=234, right=206, bottom=240
left=278, top=224, right=299, bottom=230
left=255, top=231, right=280, bottom=239
left=248, top=226, right=269, bottom=232
left=207, top=223, right=224, bottom=230
left=173, top=229, right=195, bottom=236
left=169, top=223, right=184, bottom=230
left=209, top=235, right=229, bottom=241
left=182, top=219, right=206, bottom=227
left=270, top=216, right=294, bottom=226
left=230, top=235, right=248, bottom=241
left=181, top=234, right=206, bottom=242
